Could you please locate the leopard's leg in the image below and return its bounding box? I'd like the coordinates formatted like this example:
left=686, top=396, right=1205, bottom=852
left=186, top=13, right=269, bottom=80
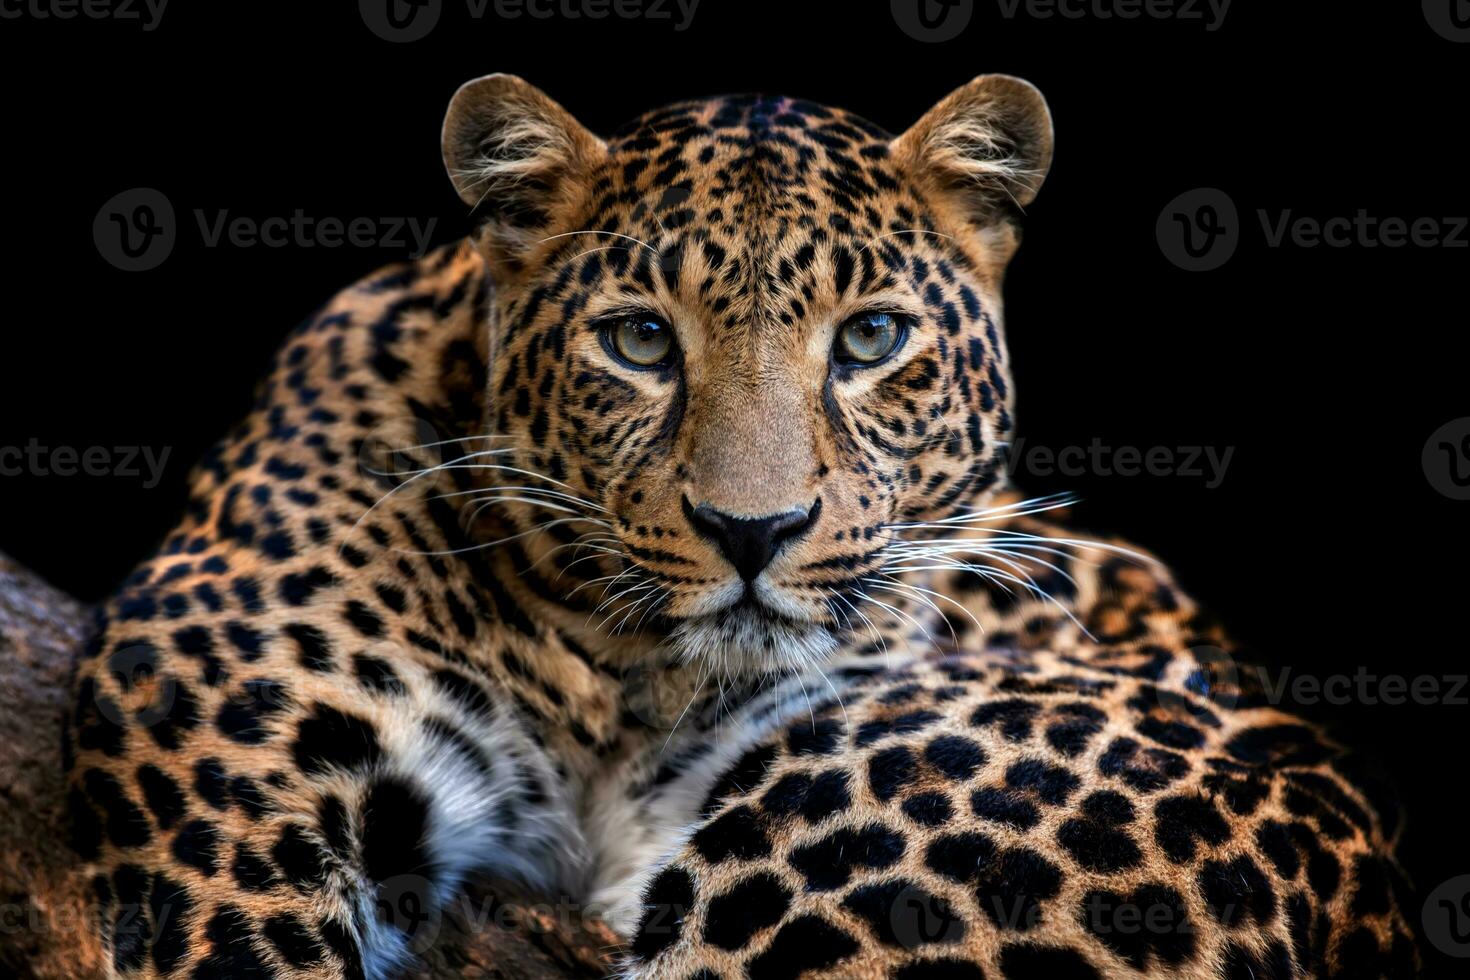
left=68, top=616, right=583, bottom=979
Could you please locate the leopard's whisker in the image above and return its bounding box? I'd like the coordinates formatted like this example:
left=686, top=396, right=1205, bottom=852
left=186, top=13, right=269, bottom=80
left=882, top=492, right=1077, bottom=529
left=535, top=229, right=660, bottom=256
left=886, top=531, right=1150, bottom=568
left=853, top=587, right=935, bottom=648
left=385, top=518, right=612, bottom=558
left=520, top=529, right=624, bottom=574
left=568, top=565, right=642, bottom=600
left=362, top=447, right=521, bottom=479
left=872, top=571, right=984, bottom=636
left=823, top=588, right=854, bottom=633
left=558, top=558, right=630, bottom=589
left=862, top=576, right=964, bottom=647
left=533, top=540, right=623, bottom=570
left=602, top=582, right=661, bottom=635
left=809, top=641, right=852, bottom=730
left=857, top=228, right=957, bottom=255
left=886, top=542, right=1079, bottom=588
left=631, top=586, right=672, bottom=636
left=883, top=553, right=1095, bottom=641
left=594, top=577, right=659, bottom=616
left=564, top=245, right=629, bottom=263
left=412, top=462, right=608, bottom=510
left=464, top=494, right=586, bottom=520
left=366, top=432, right=518, bottom=457
left=662, top=657, right=719, bottom=749
left=611, top=587, right=663, bottom=636
left=894, top=544, right=1085, bottom=601
left=449, top=483, right=610, bottom=515
left=593, top=580, right=655, bottom=617
left=347, top=448, right=581, bottom=554
left=833, top=588, right=883, bottom=659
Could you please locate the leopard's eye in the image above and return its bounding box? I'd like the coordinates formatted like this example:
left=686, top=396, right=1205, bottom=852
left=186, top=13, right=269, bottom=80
left=834, top=311, right=908, bottom=366
left=604, top=314, right=675, bottom=369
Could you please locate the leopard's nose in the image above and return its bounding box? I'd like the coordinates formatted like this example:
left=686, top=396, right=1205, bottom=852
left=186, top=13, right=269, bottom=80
left=683, top=497, right=822, bottom=582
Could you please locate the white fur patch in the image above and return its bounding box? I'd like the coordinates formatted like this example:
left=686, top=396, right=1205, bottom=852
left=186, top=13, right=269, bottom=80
left=347, top=679, right=589, bottom=978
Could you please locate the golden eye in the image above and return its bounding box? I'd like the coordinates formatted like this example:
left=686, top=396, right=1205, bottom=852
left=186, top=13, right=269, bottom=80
left=835, top=312, right=908, bottom=366
left=606, top=314, right=675, bottom=369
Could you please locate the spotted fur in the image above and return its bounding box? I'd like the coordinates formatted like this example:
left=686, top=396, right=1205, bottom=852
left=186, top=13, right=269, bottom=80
left=66, top=74, right=1415, bottom=978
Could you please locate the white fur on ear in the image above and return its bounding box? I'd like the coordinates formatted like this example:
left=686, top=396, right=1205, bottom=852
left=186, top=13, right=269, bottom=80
left=441, top=74, right=606, bottom=265
left=893, top=74, right=1055, bottom=227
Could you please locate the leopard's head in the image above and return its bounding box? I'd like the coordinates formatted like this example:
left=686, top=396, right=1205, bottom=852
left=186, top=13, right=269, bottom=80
left=443, top=74, right=1052, bottom=673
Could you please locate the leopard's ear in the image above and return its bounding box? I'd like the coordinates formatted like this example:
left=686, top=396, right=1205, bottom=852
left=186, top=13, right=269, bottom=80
left=891, top=75, right=1054, bottom=245
left=442, top=74, right=606, bottom=274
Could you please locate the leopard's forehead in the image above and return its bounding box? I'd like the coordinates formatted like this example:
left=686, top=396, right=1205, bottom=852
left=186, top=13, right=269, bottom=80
left=608, top=94, right=894, bottom=154
left=599, top=94, right=903, bottom=225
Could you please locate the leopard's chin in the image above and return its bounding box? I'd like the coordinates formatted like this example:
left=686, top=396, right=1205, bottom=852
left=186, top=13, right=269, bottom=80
left=665, top=602, right=838, bottom=677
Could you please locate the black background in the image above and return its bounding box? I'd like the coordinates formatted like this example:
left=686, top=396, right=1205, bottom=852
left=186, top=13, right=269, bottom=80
left=1, top=2, right=1465, bottom=973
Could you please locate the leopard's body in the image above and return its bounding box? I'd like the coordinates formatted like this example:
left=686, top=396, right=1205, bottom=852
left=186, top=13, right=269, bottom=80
left=66, top=75, right=1416, bottom=979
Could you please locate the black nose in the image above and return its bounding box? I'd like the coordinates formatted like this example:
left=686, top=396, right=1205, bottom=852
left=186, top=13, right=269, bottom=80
left=685, top=498, right=822, bottom=582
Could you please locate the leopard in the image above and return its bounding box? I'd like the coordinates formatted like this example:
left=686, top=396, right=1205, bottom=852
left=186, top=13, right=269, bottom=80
left=64, top=72, right=1419, bottom=979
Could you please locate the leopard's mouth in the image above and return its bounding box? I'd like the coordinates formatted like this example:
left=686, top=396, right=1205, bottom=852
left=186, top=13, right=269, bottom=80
left=714, top=584, right=804, bottom=625
left=665, top=596, right=839, bottom=676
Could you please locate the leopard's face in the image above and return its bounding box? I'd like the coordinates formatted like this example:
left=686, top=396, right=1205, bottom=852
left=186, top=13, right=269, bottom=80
left=444, top=76, right=1053, bottom=673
